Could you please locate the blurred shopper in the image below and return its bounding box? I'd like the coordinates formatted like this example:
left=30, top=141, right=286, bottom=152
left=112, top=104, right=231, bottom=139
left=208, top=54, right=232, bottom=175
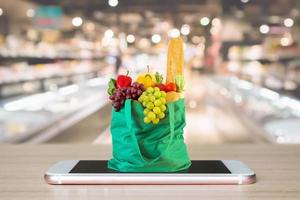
left=115, top=51, right=122, bottom=75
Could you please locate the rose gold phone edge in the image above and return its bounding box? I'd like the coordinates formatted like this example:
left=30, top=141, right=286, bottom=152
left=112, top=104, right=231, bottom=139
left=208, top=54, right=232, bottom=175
left=44, top=160, right=256, bottom=185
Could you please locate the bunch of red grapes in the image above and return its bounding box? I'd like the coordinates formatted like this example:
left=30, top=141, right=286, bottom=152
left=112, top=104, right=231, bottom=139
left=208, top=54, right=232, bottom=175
left=109, top=82, right=145, bottom=111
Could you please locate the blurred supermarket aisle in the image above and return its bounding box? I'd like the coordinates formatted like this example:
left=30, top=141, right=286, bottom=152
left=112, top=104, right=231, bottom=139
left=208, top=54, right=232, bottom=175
left=184, top=73, right=256, bottom=144
left=1, top=0, right=300, bottom=147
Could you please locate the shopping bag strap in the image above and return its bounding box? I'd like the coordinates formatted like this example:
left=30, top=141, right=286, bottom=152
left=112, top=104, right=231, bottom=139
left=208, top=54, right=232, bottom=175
left=168, top=102, right=175, bottom=142
left=125, top=99, right=132, bottom=131
left=124, top=99, right=146, bottom=163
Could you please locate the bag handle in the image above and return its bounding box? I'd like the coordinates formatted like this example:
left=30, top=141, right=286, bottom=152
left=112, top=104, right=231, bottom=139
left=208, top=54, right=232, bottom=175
left=124, top=100, right=146, bottom=163
left=166, top=102, right=175, bottom=150
left=125, top=100, right=133, bottom=131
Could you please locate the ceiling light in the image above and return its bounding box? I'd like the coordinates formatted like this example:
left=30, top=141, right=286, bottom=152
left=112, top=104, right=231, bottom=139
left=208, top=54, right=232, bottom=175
left=104, top=29, right=114, bottom=38
left=0, top=8, right=3, bottom=16
left=200, top=17, right=210, bottom=26
left=26, top=9, right=35, bottom=18
left=212, top=18, right=221, bottom=27
left=241, top=0, right=249, bottom=3
left=284, top=18, right=294, bottom=27
left=168, top=28, right=180, bottom=38
left=280, top=33, right=293, bottom=46
left=151, top=34, right=161, bottom=44
left=259, top=24, right=270, bottom=34
left=108, top=0, right=118, bottom=7
left=72, top=17, right=83, bottom=27
left=180, top=24, right=190, bottom=36
left=280, top=37, right=290, bottom=46
left=126, top=34, right=135, bottom=43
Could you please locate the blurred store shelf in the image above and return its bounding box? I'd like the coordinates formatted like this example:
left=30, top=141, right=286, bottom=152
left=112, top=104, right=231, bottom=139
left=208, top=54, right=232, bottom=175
left=0, top=55, right=104, bottom=65
left=48, top=103, right=111, bottom=143
left=0, top=76, right=110, bottom=143
left=210, top=76, right=300, bottom=144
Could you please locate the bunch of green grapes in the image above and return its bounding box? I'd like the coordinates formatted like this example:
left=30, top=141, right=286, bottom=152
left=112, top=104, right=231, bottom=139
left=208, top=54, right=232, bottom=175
left=138, top=87, right=167, bottom=124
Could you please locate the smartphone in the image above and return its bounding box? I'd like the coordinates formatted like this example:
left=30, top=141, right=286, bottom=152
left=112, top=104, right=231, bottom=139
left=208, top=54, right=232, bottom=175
left=44, top=160, right=256, bottom=185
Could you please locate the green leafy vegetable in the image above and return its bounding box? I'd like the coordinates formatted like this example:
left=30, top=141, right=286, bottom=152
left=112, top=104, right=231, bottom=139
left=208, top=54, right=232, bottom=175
left=175, top=75, right=185, bottom=92
left=107, top=78, right=116, bottom=95
left=155, top=72, right=163, bottom=84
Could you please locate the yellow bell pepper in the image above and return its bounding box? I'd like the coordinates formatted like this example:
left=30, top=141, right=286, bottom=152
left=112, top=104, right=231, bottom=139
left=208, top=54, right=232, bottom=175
left=136, top=73, right=156, bottom=88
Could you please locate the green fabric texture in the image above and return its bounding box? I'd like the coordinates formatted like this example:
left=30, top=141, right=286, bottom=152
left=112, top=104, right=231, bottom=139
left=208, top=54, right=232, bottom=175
left=108, top=98, right=191, bottom=172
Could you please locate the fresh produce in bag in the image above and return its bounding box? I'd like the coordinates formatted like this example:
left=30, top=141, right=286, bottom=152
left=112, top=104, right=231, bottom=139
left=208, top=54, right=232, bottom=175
left=107, top=37, right=191, bottom=172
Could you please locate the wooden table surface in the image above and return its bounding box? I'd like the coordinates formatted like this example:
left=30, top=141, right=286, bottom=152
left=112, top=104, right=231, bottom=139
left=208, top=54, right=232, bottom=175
left=1, top=144, right=300, bottom=200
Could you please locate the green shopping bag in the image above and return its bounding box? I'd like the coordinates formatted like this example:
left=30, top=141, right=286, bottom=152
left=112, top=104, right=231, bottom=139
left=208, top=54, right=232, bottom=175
left=108, top=98, right=191, bottom=172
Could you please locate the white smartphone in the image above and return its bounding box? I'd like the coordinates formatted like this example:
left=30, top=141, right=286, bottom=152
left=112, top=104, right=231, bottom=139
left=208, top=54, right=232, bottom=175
left=44, top=160, right=256, bottom=185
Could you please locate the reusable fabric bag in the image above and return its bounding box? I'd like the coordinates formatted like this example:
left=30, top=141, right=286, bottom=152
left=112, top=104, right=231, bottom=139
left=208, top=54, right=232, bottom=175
left=108, top=98, right=191, bottom=172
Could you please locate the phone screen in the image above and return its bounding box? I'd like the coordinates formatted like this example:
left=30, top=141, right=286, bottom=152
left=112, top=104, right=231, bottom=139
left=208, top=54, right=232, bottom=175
left=69, top=160, right=231, bottom=174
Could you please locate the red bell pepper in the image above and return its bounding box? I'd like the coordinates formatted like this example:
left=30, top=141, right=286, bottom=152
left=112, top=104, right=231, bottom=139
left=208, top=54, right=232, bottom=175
left=116, top=71, right=132, bottom=88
